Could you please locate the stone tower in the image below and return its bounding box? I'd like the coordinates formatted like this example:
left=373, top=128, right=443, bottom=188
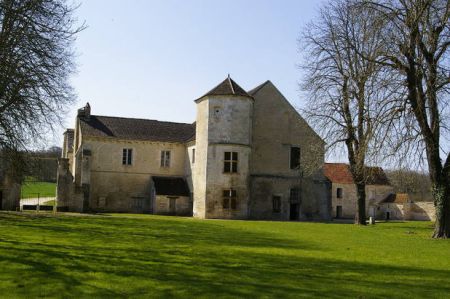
left=193, top=76, right=253, bottom=219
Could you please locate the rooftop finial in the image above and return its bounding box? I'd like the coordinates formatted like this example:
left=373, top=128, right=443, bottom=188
left=228, top=73, right=230, bottom=79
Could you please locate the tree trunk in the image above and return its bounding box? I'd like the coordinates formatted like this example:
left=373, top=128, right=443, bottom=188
left=355, top=183, right=366, bottom=225
left=432, top=179, right=450, bottom=238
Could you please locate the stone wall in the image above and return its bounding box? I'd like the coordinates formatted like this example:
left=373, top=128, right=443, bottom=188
left=406, top=202, right=435, bottom=221
left=0, top=177, right=20, bottom=211
left=378, top=202, right=435, bottom=221
left=193, top=95, right=253, bottom=219
left=154, top=195, right=191, bottom=215
left=74, top=137, right=189, bottom=213
left=249, top=175, right=330, bottom=221
left=192, top=99, right=208, bottom=218
left=56, top=158, right=83, bottom=212
left=248, top=81, right=330, bottom=221
left=331, top=183, right=394, bottom=219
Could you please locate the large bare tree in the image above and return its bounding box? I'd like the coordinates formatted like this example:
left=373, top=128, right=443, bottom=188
left=363, top=0, right=450, bottom=238
left=0, top=0, right=84, bottom=169
left=300, top=0, right=403, bottom=224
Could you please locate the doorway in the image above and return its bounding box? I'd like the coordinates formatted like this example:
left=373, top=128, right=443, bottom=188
left=168, top=197, right=177, bottom=215
left=336, top=205, right=342, bottom=218
left=289, top=203, right=299, bottom=220
left=386, top=211, right=390, bottom=220
left=0, top=190, right=3, bottom=210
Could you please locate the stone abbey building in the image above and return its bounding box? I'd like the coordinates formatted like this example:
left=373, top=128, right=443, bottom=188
left=57, top=77, right=331, bottom=220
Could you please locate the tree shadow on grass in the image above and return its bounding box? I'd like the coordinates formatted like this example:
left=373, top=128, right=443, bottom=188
left=0, top=239, right=449, bottom=298
left=0, top=213, right=449, bottom=298
left=1, top=213, right=323, bottom=251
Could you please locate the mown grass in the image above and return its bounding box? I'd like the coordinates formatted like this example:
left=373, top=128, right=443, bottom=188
left=20, top=181, right=56, bottom=199
left=0, top=212, right=449, bottom=298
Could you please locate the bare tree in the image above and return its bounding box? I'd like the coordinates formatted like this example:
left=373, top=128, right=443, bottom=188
left=0, top=0, right=84, bottom=172
left=300, top=0, right=403, bottom=224
left=386, top=168, right=432, bottom=197
left=363, top=0, right=450, bottom=238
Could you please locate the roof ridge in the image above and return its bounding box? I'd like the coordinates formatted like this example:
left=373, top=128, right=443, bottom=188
left=90, top=115, right=194, bottom=126
left=228, top=75, right=235, bottom=94
left=248, top=80, right=271, bottom=95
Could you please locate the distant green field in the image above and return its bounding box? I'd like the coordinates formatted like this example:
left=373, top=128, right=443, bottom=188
left=21, top=181, right=56, bottom=199
left=0, top=213, right=449, bottom=298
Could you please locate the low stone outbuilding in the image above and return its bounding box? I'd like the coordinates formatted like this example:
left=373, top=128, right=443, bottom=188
left=152, top=176, right=191, bottom=215
left=377, top=193, right=435, bottom=221
left=323, top=163, right=394, bottom=219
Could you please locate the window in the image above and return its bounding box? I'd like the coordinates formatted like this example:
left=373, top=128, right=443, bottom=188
left=122, top=148, right=132, bottom=165
left=161, top=150, right=171, bottom=167
left=290, top=188, right=300, bottom=202
left=223, top=189, right=237, bottom=210
left=290, top=147, right=301, bottom=169
left=192, top=148, right=195, bottom=164
left=272, top=196, right=281, bottom=213
left=224, top=152, right=238, bottom=173
left=337, top=188, right=343, bottom=198
left=214, top=106, right=221, bottom=118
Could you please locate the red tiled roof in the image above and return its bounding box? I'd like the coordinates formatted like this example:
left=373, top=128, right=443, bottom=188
left=323, top=163, right=354, bottom=184
left=323, top=163, right=390, bottom=185
left=381, top=193, right=410, bottom=204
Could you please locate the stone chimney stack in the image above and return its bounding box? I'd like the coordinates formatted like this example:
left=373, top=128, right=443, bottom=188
left=77, top=102, right=91, bottom=120
left=84, top=102, right=91, bottom=119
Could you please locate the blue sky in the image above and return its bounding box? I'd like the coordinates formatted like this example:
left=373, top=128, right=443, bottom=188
left=62, top=0, right=325, bottom=142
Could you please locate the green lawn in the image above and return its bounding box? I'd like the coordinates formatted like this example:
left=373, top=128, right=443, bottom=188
left=20, top=181, right=56, bottom=199
left=0, top=213, right=449, bottom=298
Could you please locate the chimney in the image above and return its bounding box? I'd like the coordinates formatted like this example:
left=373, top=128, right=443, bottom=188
left=85, top=102, right=91, bottom=119
left=77, top=102, right=91, bottom=120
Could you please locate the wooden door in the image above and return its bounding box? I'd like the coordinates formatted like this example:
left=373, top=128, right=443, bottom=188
left=169, top=197, right=177, bottom=215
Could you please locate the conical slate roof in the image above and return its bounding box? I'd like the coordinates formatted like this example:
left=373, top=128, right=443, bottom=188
left=198, top=75, right=252, bottom=99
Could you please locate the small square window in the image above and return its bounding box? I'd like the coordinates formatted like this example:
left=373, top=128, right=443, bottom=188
left=214, top=107, right=221, bottom=118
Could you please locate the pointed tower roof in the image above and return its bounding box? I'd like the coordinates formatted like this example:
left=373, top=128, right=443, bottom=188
left=197, top=75, right=252, bottom=101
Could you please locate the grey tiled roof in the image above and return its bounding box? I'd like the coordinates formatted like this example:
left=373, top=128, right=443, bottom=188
left=248, top=80, right=270, bottom=96
left=199, top=76, right=252, bottom=99
left=80, top=115, right=195, bottom=143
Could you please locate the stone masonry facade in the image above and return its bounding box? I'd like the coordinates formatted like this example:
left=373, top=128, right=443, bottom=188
left=57, top=76, right=331, bottom=220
